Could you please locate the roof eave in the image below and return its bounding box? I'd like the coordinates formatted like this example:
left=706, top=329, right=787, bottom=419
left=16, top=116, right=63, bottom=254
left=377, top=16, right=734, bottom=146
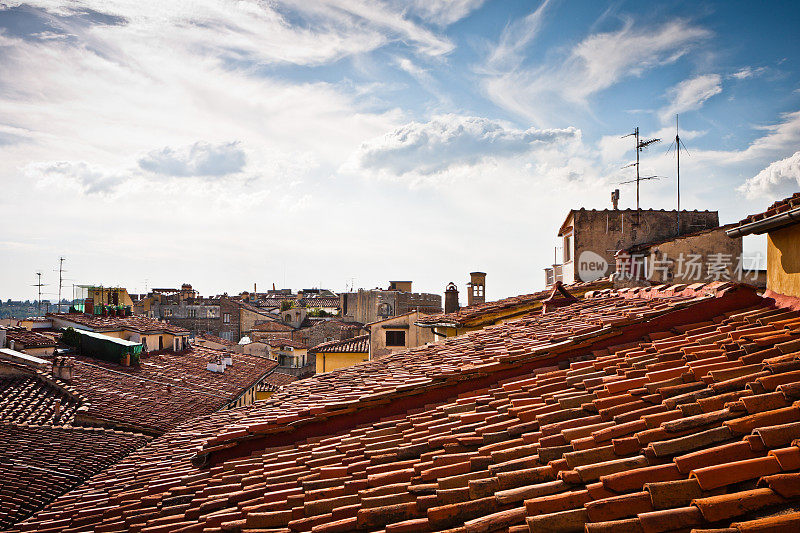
left=727, top=205, right=800, bottom=238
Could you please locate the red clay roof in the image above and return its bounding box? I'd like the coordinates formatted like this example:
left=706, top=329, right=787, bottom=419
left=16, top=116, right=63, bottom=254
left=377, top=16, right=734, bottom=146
left=13, top=282, right=800, bottom=533
left=309, top=333, right=369, bottom=353
left=64, top=345, right=277, bottom=435
left=416, top=279, right=609, bottom=327
left=48, top=312, right=190, bottom=335
left=256, top=371, right=299, bottom=392
left=0, top=372, right=82, bottom=425
left=0, top=423, right=149, bottom=530
left=3, top=328, right=58, bottom=348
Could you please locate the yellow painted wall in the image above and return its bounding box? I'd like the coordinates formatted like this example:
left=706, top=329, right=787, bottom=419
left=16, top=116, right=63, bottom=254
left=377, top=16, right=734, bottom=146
left=21, top=346, right=56, bottom=357
left=315, top=351, right=368, bottom=373
left=768, top=225, right=800, bottom=298
left=256, top=390, right=275, bottom=401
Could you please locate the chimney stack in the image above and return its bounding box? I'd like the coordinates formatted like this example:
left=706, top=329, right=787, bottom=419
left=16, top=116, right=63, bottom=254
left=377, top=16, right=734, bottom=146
left=444, top=282, right=460, bottom=313
left=467, top=272, right=486, bottom=307
left=611, top=189, right=620, bottom=210
left=53, top=399, right=61, bottom=422
left=52, top=356, right=74, bottom=382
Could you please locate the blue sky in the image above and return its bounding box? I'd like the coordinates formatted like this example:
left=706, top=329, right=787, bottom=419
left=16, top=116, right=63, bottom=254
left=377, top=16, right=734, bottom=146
left=1, top=0, right=799, bottom=300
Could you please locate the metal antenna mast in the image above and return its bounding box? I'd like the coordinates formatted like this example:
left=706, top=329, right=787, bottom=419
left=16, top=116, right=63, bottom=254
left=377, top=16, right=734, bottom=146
left=666, top=114, right=690, bottom=236
left=620, top=126, right=661, bottom=223
left=32, top=272, right=47, bottom=316
left=56, top=257, right=65, bottom=313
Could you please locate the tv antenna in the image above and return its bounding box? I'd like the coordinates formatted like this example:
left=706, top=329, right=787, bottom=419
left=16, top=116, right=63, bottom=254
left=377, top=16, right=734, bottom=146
left=666, top=114, right=690, bottom=234
left=31, top=272, right=48, bottom=316
left=54, top=257, right=66, bottom=313
left=620, top=126, right=661, bottom=220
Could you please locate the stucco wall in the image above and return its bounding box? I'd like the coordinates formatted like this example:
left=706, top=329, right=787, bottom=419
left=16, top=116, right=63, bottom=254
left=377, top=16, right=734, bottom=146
left=768, top=224, right=800, bottom=298
left=569, top=209, right=719, bottom=282
left=316, top=351, right=368, bottom=373
left=369, top=311, right=435, bottom=358
left=645, top=228, right=743, bottom=284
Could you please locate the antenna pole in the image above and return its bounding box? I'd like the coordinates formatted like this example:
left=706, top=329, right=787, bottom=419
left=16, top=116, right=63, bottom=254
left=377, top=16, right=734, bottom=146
left=57, top=257, right=65, bottom=313
left=34, top=272, right=44, bottom=316
left=676, top=115, right=681, bottom=234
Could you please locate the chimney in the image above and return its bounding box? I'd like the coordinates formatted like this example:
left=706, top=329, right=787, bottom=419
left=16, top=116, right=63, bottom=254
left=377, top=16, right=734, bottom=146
left=611, top=189, right=620, bottom=210
left=52, top=357, right=74, bottom=382
left=53, top=399, right=61, bottom=422
left=467, top=272, right=486, bottom=307
left=444, top=282, right=460, bottom=313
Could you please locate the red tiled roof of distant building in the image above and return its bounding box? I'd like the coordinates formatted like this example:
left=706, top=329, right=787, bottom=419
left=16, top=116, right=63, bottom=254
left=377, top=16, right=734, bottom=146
left=263, top=336, right=307, bottom=349
left=0, top=423, right=149, bottom=530
left=47, top=312, right=190, bottom=335
left=416, top=279, right=610, bottom=327
left=63, top=345, right=276, bottom=435
left=19, top=282, right=800, bottom=533
left=196, top=333, right=236, bottom=346
left=251, top=321, right=295, bottom=332
left=255, top=371, right=299, bottom=393
left=729, top=192, right=800, bottom=237
left=299, top=297, right=340, bottom=308
left=309, top=333, right=369, bottom=353
left=3, top=328, right=58, bottom=348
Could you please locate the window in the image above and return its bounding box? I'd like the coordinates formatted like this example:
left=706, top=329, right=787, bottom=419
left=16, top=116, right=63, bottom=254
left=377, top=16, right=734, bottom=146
left=188, top=308, right=197, bottom=318
left=564, top=234, right=572, bottom=262
left=472, top=285, right=484, bottom=298
left=163, top=308, right=173, bottom=317
left=207, top=308, right=219, bottom=318
left=223, top=313, right=230, bottom=324
left=385, top=330, right=406, bottom=347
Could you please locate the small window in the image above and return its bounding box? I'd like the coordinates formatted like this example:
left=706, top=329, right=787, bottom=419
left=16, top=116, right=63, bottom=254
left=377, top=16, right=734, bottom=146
left=564, top=234, right=572, bottom=262
left=163, top=308, right=173, bottom=317
left=385, top=330, right=406, bottom=347
left=223, top=313, right=230, bottom=324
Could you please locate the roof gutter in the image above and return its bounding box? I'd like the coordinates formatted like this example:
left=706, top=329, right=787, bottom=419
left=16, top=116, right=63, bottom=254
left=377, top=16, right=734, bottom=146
left=726, top=205, right=800, bottom=238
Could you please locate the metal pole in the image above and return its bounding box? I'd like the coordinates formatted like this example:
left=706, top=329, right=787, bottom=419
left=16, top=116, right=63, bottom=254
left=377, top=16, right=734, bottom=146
left=676, top=115, right=681, bottom=235
left=57, top=257, right=64, bottom=313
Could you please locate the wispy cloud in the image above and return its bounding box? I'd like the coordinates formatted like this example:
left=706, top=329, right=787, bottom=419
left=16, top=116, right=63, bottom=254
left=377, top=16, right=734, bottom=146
left=345, top=114, right=579, bottom=177
left=483, top=18, right=711, bottom=124
left=402, top=0, right=487, bottom=26
left=659, top=74, right=722, bottom=122
left=730, top=66, right=767, bottom=80
left=484, top=0, right=552, bottom=72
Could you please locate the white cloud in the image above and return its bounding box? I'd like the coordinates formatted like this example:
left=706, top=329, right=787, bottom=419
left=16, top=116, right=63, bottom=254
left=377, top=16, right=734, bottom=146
left=25, top=160, right=128, bottom=194
left=346, top=114, right=579, bottom=177
left=483, top=19, right=711, bottom=124
left=659, top=74, right=722, bottom=122
left=402, top=0, right=486, bottom=26
left=738, top=150, right=800, bottom=199
left=730, top=66, right=766, bottom=80
left=138, top=141, right=246, bottom=177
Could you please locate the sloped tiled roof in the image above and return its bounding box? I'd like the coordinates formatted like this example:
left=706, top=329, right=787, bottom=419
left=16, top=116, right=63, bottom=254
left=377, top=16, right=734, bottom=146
left=196, top=333, right=236, bottom=347
left=251, top=321, right=295, bottom=333
left=299, top=297, right=341, bottom=308
left=416, top=279, right=610, bottom=327
left=12, top=282, right=793, bottom=533
left=0, top=373, right=82, bottom=425
left=0, top=423, right=149, bottom=530
left=47, top=312, right=189, bottom=335
left=255, top=371, right=299, bottom=393
left=3, top=328, right=58, bottom=348
left=309, top=333, right=370, bottom=353
left=65, top=345, right=277, bottom=435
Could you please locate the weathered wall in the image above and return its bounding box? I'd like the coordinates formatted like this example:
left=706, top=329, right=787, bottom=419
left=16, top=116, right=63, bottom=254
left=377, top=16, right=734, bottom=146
left=646, top=228, right=743, bottom=284
left=569, top=209, right=719, bottom=282
left=341, top=290, right=442, bottom=324
left=369, top=311, right=435, bottom=358
left=768, top=224, right=800, bottom=298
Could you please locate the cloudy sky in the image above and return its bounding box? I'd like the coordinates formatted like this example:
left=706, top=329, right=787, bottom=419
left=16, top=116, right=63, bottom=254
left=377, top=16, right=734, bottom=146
left=1, top=0, right=799, bottom=301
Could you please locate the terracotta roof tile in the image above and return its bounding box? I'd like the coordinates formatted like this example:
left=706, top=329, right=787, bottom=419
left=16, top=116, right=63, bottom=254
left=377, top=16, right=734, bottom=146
left=12, top=282, right=800, bottom=533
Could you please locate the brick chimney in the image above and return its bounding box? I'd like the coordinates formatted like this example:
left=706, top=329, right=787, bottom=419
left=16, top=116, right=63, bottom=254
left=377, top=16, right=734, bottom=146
left=467, top=272, right=486, bottom=307
left=53, top=399, right=61, bottom=422
left=52, top=357, right=74, bottom=382
left=444, top=282, right=460, bottom=314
